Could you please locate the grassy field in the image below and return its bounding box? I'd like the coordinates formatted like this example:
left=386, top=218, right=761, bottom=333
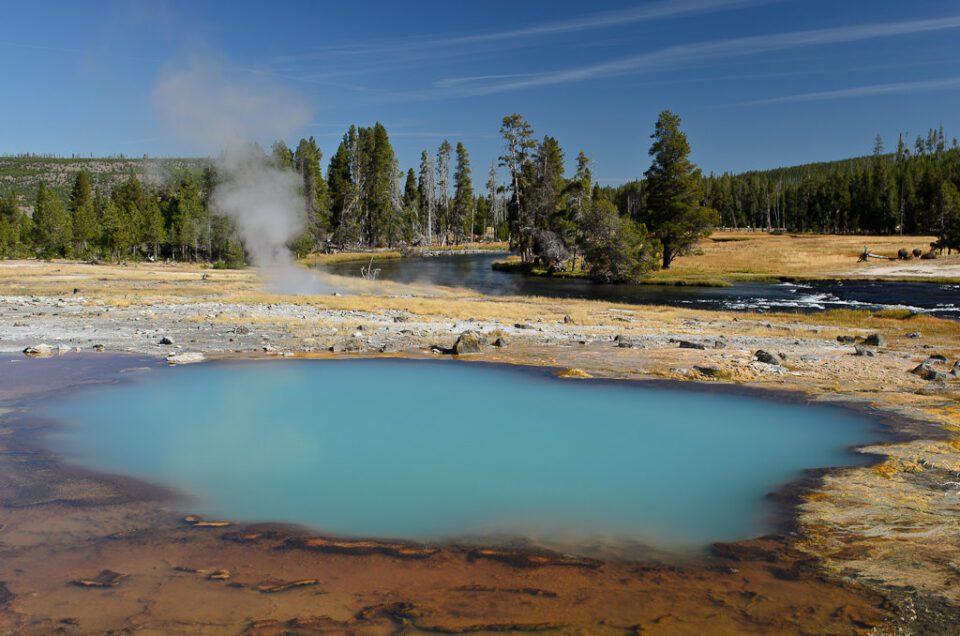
left=496, top=232, right=960, bottom=285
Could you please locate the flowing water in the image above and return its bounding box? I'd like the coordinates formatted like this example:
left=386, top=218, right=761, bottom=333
left=46, top=359, right=881, bottom=554
left=317, top=252, right=960, bottom=318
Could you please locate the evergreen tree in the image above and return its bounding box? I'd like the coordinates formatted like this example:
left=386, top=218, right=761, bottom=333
left=0, top=190, right=21, bottom=257
left=939, top=180, right=960, bottom=251
left=294, top=136, right=329, bottom=246
left=498, top=114, right=537, bottom=259
left=99, top=198, right=129, bottom=261
left=579, top=199, right=659, bottom=283
left=32, top=181, right=72, bottom=257
left=452, top=142, right=474, bottom=243
left=69, top=170, right=97, bottom=255
left=271, top=140, right=295, bottom=169
left=643, top=110, right=718, bottom=269
left=533, top=136, right=565, bottom=233
left=141, top=194, right=166, bottom=260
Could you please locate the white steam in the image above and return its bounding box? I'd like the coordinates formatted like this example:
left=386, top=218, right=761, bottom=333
left=153, top=59, right=330, bottom=293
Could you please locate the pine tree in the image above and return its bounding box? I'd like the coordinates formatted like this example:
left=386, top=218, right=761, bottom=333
left=0, top=190, right=21, bottom=257
left=69, top=170, right=97, bottom=255
left=99, top=198, right=129, bottom=262
left=141, top=194, right=165, bottom=260
left=294, top=136, right=329, bottom=246
left=643, top=110, right=717, bottom=269
left=271, top=140, right=295, bottom=169
left=452, top=142, right=474, bottom=243
left=32, top=181, right=72, bottom=257
left=498, top=114, right=537, bottom=259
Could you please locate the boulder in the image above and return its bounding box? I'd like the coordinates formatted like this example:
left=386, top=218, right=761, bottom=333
left=617, top=335, right=645, bottom=349
left=158, top=336, right=175, bottom=345
left=910, top=363, right=949, bottom=382
left=920, top=251, right=937, bottom=260
left=233, top=325, right=251, bottom=335
left=863, top=334, right=885, bottom=347
left=853, top=344, right=875, bottom=357
left=754, top=350, right=781, bottom=365
left=678, top=340, right=707, bottom=350
left=166, top=352, right=205, bottom=365
left=452, top=331, right=482, bottom=355
left=836, top=335, right=856, bottom=344
left=694, top=365, right=726, bottom=378
left=906, top=331, right=922, bottom=339
left=925, top=354, right=948, bottom=364
left=23, top=344, right=53, bottom=357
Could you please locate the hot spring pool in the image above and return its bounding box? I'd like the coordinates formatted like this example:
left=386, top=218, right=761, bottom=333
left=46, top=359, right=880, bottom=553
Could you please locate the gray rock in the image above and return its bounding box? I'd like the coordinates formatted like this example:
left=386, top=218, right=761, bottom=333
left=754, top=350, right=781, bottom=365
left=158, top=336, right=174, bottom=345
left=863, top=334, right=886, bottom=347
left=678, top=340, right=707, bottom=350
left=910, top=363, right=949, bottom=382
left=233, top=325, right=251, bottom=335
left=617, top=335, right=645, bottom=349
left=836, top=335, right=856, bottom=344
left=514, top=323, right=534, bottom=330
left=694, top=365, right=725, bottom=378
left=92, top=344, right=105, bottom=352
left=907, top=331, right=922, bottom=339
left=925, top=354, right=948, bottom=364
left=166, top=352, right=205, bottom=365
left=23, top=344, right=53, bottom=357
left=854, top=344, right=875, bottom=357
left=452, top=331, right=482, bottom=355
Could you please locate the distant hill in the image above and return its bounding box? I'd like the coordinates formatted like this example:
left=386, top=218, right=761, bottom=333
left=0, top=155, right=208, bottom=200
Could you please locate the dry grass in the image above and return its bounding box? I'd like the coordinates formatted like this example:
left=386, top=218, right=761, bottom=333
left=644, top=232, right=960, bottom=285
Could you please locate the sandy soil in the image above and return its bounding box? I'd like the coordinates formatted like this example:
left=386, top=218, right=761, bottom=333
left=1, top=258, right=959, bottom=633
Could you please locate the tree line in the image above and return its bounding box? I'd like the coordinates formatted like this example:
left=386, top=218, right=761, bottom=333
left=1, top=117, right=957, bottom=282
left=605, top=126, right=960, bottom=240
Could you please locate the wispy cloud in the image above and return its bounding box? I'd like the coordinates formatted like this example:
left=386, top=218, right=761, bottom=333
left=740, top=76, right=960, bottom=105
left=268, top=0, right=775, bottom=80
left=440, top=15, right=960, bottom=95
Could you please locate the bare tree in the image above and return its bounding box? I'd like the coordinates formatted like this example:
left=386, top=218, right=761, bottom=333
left=436, top=140, right=451, bottom=245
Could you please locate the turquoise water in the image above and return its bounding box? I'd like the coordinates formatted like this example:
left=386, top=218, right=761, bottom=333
left=47, top=359, right=878, bottom=553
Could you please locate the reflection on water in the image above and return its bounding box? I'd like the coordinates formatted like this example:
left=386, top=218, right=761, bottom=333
left=48, top=359, right=879, bottom=554
left=317, top=253, right=960, bottom=318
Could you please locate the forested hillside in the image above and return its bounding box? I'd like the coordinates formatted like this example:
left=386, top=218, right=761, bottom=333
left=608, top=127, right=960, bottom=236
left=0, top=156, right=205, bottom=199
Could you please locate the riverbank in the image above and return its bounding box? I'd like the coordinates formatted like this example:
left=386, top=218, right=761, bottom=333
left=0, top=258, right=959, bottom=632
left=492, top=232, right=960, bottom=286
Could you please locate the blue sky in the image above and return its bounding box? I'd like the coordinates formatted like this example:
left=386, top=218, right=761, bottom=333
left=3, top=0, right=960, bottom=182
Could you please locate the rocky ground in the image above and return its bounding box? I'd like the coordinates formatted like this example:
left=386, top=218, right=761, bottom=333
left=1, top=259, right=959, bottom=633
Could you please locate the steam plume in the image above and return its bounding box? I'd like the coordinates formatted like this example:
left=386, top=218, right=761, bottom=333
left=153, top=59, right=329, bottom=293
